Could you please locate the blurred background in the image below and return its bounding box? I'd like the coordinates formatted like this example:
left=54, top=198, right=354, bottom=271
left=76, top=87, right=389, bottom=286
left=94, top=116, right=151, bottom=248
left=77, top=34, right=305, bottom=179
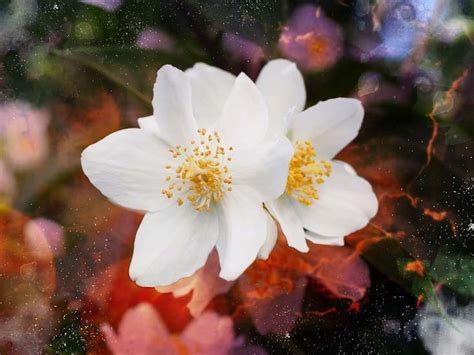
left=0, top=0, right=473, bottom=353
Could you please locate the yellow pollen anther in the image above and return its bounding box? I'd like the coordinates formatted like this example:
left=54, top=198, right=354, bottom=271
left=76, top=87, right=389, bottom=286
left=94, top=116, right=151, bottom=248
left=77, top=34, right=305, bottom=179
left=161, top=129, right=233, bottom=212
left=286, top=140, right=332, bottom=205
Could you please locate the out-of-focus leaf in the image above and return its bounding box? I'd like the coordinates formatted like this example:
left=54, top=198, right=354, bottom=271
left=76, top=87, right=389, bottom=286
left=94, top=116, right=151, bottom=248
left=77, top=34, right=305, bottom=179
left=362, top=238, right=445, bottom=308
left=362, top=238, right=411, bottom=285
left=445, top=123, right=473, bottom=145
left=429, top=247, right=474, bottom=298
left=51, top=48, right=153, bottom=108
left=48, top=46, right=200, bottom=108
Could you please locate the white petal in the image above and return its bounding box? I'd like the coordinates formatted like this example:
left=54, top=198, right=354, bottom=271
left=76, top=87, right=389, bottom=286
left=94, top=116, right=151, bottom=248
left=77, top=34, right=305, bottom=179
left=292, top=161, right=378, bottom=238
left=81, top=128, right=172, bottom=212
left=137, top=115, right=159, bottom=136
left=290, top=98, right=364, bottom=159
left=304, top=231, right=345, bottom=246
left=217, top=73, right=269, bottom=151
left=256, top=59, right=306, bottom=136
left=216, top=187, right=267, bottom=280
left=265, top=197, right=309, bottom=252
left=257, top=210, right=278, bottom=260
left=185, top=63, right=236, bottom=127
left=153, top=65, right=198, bottom=145
left=231, top=135, right=293, bottom=202
left=129, top=205, right=218, bottom=286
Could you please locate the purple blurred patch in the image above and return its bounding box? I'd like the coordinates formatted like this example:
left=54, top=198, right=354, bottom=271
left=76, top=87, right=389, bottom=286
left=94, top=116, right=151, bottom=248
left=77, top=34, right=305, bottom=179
left=222, top=32, right=265, bottom=78
left=136, top=28, right=176, bottom=53
left=278, top=5, right=343, bottom=71
left=79, top=0, right=122, bottom=12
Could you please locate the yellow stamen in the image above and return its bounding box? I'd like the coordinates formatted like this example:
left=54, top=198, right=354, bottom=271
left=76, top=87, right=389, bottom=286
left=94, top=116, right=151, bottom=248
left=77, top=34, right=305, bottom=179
left=162, top=128, right=233, bottom=212
left=286, top=140, right=331, bottom=205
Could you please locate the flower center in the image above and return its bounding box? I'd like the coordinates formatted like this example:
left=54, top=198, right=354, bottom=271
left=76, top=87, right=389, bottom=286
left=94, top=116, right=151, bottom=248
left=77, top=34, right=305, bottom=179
left=286, top=140, right=331, bottom=205
left=308, top=35, right=329, bottom=56
left=162, top=128, right=233, bottom=212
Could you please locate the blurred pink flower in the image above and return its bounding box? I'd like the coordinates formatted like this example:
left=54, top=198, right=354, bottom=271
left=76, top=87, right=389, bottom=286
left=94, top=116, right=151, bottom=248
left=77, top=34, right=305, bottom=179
left=137, top=28, right=176, bottom=52
left=79, top=0, right=122, bottom=12
left=278, top=5, right=344, bottom=71
left=0, top=101, right=49, bottom=171
left=24, top=218, right=65, bottom=261
left=0, top=160, right=16, bottom=204
left=101, top=303, right=235, bottom=355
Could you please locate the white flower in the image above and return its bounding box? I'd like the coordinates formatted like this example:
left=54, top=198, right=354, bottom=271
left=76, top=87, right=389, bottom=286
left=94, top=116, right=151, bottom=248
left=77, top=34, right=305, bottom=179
left=257, top=59, right=379, bottom=250
left=81, top=64, right=293, bottom=286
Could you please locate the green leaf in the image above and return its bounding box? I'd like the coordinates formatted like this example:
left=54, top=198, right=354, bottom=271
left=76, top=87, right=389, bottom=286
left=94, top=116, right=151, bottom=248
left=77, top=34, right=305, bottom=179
left=362, top=239, right=446, bottom=312
left=49, top=46, right=200, bottom=109
left=429, top=247, right=474, bottom=298
left=445, top=124, right=473, bottom=145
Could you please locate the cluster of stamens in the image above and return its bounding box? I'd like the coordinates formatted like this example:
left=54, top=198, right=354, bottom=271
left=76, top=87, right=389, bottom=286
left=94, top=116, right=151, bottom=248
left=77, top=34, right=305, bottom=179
left=161, top=128, right=233, bottom=212
left=286, top=140, right=331, bottom=205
